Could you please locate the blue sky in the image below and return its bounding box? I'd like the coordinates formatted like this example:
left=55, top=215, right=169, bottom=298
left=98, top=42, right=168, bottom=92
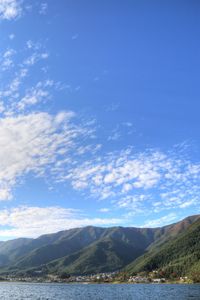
left=0, top=0, right=199, bottom=239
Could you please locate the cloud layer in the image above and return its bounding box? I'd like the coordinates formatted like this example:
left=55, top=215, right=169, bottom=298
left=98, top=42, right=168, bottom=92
left=0, top=206, right=122, bottom=238
left=66, top=147, right=200, bottom=214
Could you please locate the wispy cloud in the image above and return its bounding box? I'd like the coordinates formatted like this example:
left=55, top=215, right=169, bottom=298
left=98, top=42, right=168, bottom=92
left=0, top=48, right=16, bottom=70
left=142, top=213, right=177, bottom=228
left=0, top=111, right=96, bottom=201
left=0, top=206, right=122, bottom=238
left=0, top=41, right=50, bottom=115
left=65, top=147, right=200, bottom=214
left=17, top=80, right=52, bottom=111
left=107, top=128, right=121, bottom=141
left=0, top=40, right=99, bottom=201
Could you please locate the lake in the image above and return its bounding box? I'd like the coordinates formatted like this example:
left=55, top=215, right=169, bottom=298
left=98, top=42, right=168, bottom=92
left=0, top=283, right=199, bottom=299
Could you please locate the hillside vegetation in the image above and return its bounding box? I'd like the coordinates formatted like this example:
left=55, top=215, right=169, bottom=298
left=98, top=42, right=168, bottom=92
left=0, top=215, right=199, bottom=280
left=125, top=218, right=200, bottom=281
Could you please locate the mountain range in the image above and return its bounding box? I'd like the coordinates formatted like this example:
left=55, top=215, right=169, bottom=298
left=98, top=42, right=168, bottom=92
left=0, top=215, right=199, bottom=278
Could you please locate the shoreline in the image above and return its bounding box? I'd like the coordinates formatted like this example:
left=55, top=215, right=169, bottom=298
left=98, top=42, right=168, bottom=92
left=0, top=280, right=198, bottom=285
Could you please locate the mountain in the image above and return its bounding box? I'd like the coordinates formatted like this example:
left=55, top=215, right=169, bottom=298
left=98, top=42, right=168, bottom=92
left=125, top=217, right=200, bottom=280
left=0, top=215, right=199, bottom=277
left=45, top=227, right=157, bottom=275
left=6, top=226, right=158, bottom=275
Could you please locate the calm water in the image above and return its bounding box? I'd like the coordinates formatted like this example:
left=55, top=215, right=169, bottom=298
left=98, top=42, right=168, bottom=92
left=0, top=283, right=199, bottom=300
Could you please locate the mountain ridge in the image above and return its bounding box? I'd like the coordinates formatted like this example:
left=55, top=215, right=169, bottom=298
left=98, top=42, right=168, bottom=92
left=0, top=214, right=199, bottom=277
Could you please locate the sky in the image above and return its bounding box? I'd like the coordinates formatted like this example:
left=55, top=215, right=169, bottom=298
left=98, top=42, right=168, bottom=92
left=0, top=0, right=199, bottom=239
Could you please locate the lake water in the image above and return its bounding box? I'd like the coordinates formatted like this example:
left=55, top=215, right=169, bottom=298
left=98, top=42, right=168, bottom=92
left=0, top=283, right=199, bottom=299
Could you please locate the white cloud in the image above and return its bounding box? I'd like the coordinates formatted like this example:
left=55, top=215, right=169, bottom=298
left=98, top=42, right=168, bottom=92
left=23, top=52, right=48, bottom=66
left=108, top=130, right=121, bottom=141
left=142, top=213, right=177, bottom=228
left=0, top=0, right=22, bottom=20
left=65, top=147, right=200, bottom=213
left=122, top=183, right=132, bottom=193
left=0, top=42, right=52, bottom=116
left=67, top=149, right=163, bottom=196
left=118, top=194, right=148, bottom=210
left=0, top=48, right=15, bottom=70
left=0, top=206, right=122, bottom=238
left=179, top=199, right=196, bottom=208
left=0, top=39, right=99, bottom=202
left=17, top=83, right=50, bottom=111
left=0, top=111, right=91, bottom=200
left=0, top=68, right=27, bottom=104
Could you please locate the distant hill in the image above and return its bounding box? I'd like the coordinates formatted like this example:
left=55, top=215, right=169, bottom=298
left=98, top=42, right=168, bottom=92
left=0, top=214, right=199, bottom=277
